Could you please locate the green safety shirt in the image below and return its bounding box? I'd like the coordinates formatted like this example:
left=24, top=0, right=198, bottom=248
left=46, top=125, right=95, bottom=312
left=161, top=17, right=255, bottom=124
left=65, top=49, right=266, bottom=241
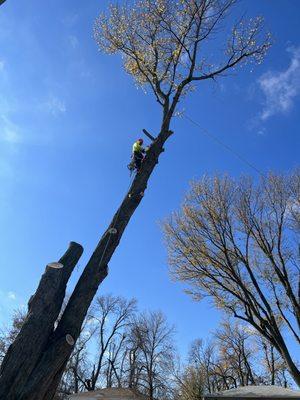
left=132, top=141, right=143, bottom=154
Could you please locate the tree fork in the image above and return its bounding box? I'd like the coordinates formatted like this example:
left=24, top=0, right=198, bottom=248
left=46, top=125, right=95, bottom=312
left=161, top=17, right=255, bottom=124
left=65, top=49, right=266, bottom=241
left=20, top=264, right=108, bottom=400
left=0, top=241, right=83, bottom=400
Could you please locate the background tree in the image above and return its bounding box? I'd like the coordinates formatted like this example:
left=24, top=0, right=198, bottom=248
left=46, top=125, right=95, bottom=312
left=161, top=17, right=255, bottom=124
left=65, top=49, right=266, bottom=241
left=58, top=295, right=136, bottom=393
left=1, top=298, right=293, bottom=400
left=0, top=1, right=270, bottom=399
left=213, top=321, right=257, bottom=387
left=257, top=336, right=291, bottom=387
left=173, top=339, right=209, bottom=400
left=176, top=364, right=206, bottom=400
left=163, top=172, right=300, bottom=386
left=0, top=309, right=26, bottom=366
left=173, top=322, right=292, bottom=400
left=58, top=305, right=176, bottom=398
left=127, top=311, right=175, bottom=400
left=84, top=295, right=136, bottom=391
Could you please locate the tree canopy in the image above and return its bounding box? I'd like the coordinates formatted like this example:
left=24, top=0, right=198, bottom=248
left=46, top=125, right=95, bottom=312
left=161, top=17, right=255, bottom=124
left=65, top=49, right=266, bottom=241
left=94, top=0, right=271, bottom=112
left=163, top=171, right=300, bottom=385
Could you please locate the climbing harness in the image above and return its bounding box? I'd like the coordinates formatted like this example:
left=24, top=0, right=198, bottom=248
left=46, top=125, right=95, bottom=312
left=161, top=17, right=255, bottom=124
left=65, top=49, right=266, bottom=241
left=127, top=157, right=136, bottom=176
left=127, top=155, right=145, bottom=176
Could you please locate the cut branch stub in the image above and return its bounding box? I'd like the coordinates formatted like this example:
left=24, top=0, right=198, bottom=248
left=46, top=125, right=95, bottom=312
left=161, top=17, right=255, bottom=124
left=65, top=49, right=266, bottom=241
left=47, top=262, right=64, bottom=270
left=65, top=334, right=75, bottom=346
left=142, top=128, right=156, bottom=142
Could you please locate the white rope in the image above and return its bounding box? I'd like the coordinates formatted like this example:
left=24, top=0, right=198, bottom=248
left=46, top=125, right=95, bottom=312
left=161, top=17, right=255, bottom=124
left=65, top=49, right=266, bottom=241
left=97, top=173, right=136, bottom=268
left=184, top=114, right=264, bottom=177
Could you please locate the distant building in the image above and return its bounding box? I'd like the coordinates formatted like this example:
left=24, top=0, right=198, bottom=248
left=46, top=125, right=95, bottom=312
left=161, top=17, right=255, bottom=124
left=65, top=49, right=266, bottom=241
left=69, top=387, right=149, bottom=400
left=203, top=385, right=300, bottom=400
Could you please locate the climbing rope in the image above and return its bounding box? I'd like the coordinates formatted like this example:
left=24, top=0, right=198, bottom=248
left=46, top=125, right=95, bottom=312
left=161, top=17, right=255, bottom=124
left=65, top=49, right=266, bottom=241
left=97, top=172, right=136, bottom=268
left=183, top=113, right=265, bottom=177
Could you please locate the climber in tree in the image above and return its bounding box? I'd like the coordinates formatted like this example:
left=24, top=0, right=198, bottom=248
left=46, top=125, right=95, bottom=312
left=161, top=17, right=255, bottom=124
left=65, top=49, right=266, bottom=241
left=128, top=138, right=146, bottom=172
left=133, top=138, right=146, bottom=170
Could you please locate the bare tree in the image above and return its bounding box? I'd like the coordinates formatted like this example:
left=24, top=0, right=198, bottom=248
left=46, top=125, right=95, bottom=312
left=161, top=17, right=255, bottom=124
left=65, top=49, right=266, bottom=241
left=0, top=2, right=270, bottom=398
left=257, top=336, right=291, bottom=387
left=173, top=341, right=208, bottom=400
left=176, top=365, right=206, bottom=400
left=104, top=336, right=128, bottom=388
left=58, top=295, right=135, bottom=393
left=86, top=295, right=136, bottom=390
left=173, top=338, right=233, bottom=398
left=174, top=323, right=293, bottom=400
left=0, top=309, right=26, bottom=366
left=163, top=172, right=300, bottom=386
left=213, top=321, right=257, bottom=387
left=59, top=305, right=176, bottom=398
left=127, top=311, right=175, bottom=399
left=187, top=338, right=230, bottom=394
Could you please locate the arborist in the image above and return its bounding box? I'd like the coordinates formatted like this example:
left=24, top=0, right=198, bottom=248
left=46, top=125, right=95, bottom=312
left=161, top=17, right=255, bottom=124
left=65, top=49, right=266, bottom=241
left=128, top=138, right=146, bottom=173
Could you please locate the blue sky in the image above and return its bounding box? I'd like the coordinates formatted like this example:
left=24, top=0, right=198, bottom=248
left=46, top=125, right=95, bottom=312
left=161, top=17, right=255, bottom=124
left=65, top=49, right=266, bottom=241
left=0, top=0, right=300, bottom=359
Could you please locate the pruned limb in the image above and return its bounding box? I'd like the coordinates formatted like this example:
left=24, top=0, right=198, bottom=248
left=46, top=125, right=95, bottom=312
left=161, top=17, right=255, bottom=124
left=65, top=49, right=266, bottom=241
left=142, top=128, right=156, bottom=141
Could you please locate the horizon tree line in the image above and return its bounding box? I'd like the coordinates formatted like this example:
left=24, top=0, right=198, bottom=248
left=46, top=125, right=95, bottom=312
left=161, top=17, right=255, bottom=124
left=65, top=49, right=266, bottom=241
left=0, top=292, right=294, bottom=399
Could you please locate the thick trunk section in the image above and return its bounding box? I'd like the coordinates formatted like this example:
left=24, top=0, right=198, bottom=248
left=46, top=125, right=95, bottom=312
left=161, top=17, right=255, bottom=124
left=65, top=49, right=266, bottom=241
left=0, top=242, right=83, bottom=400
left=40, top=362, right=68, bottom=400
left=20, top=129, right=173, bottom=400
left=19, top=264, right=108, bottom=400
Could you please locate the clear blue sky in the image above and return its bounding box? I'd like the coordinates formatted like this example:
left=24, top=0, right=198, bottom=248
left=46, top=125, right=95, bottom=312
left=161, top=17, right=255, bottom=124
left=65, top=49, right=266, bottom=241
left=0, top=0, right=299, bottom=358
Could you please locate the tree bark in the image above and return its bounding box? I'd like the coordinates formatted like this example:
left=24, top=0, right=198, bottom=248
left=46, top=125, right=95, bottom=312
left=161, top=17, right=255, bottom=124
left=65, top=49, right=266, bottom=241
left=41, top=362, right=68, bottom=400
left=277, top=337, right=300, bottom=387
left=16, top=126, right=173, bottom=400
left=263, top=318, right=300, bottom=387
left=0, top=242, right=83, bottom=400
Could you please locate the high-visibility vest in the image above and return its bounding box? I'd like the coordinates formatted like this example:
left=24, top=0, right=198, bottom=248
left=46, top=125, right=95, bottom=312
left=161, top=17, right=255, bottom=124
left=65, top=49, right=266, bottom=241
left=132, top=141, right=143, bottom=153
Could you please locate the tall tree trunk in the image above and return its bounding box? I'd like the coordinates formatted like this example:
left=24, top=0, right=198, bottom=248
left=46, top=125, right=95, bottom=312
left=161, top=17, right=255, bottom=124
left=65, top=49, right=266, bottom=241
left=0, top=242, right=83, bottom=400
left=41, top=362, right=67, bottom=400
left=2, top=124, right=172, bottom=400
left=31, top=128, right=172, bottom=400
